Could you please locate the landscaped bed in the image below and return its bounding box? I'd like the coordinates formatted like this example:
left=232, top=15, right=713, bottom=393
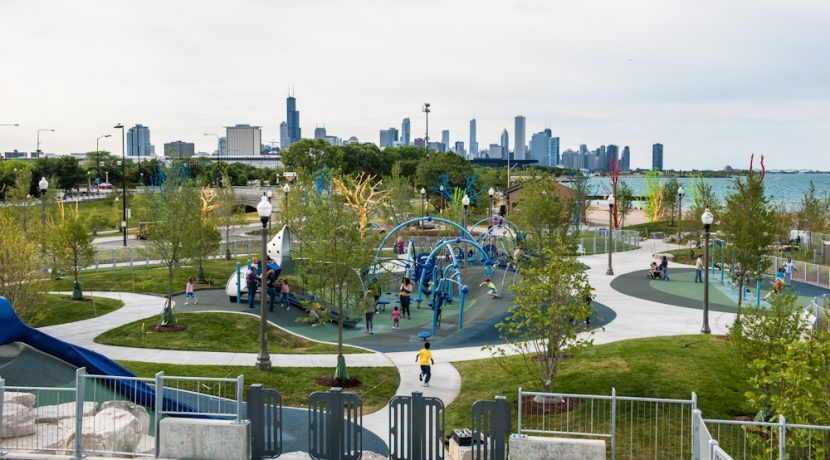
left=95, top=312, right=368, bottom=354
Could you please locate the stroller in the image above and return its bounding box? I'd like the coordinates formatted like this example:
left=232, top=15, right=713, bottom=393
left=647, top=262, right=662, bottom=280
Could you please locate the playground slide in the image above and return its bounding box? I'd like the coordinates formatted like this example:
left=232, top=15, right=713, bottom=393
left=0, top=296, right=195, bottom=413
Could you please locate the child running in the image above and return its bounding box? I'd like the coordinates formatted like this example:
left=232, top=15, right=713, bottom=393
left=280, top=279, right=291, bottom=310
left=416, top=342, right=435, bottom=387
left=392, top=306, right=401, bottom=330
left=479, top=278, right=499, bottom=298
left=184, top=277, right=198, bottom=304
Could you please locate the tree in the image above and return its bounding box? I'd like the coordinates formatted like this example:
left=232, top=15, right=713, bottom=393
left=331, top=173, right=388, bottom=235
left=720, top=156, right=775, bottom=312
left=615, top=181, right=635, bottom=229
left=688, top=177, right=720, bottom=231
left=659, top=177, right=681, bottom=225
left=414, top=151, right=472, bottom=189
left=48, top=201, right=95, bottom=299
left=139, top=167, right=201, bottom=326
left=570, top=174, right=594, bottom=226
left=296, top=189, right=379, bottom=381
left=487, top=243, right=595, bottom=392
left=511, top=178, right=573, bottom=255
left=193, top=187, right=221, bottom=282
left=797, top=181, right=829, bottom=246
left=0, top=213, right=50, bottom=320
left=644, top=170, right=663, bottom=223
left=382, top=162, right=415, bottom=225
left=2, top=166, right=35, bottom=232
left=213, top=177, right=245, bottom=260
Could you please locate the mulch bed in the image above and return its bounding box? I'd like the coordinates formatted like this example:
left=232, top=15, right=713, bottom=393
left=315, top=376, right=364, bottom=389
left=520, top=395, right=583, bottom=415
left=153, top=324, right=187, bottom=333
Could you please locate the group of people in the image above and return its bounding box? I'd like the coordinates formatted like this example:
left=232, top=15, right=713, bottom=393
left=245, top=257, right=291, bottom=312
left=649, top=256, right=671, bottom=281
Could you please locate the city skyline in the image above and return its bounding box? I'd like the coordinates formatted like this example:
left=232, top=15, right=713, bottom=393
left=2, top=1, right=829, bottom=169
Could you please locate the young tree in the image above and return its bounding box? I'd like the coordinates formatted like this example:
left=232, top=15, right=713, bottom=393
left=331, top=173, right=388, bottom=235
left=48, top=201, right=95, bottom=299
left=644, top=170, right=663, bottom=223
left=139, top=167, right=201, bottom=326
left=570, top=174, right=594, bottom=226
left=297, top=189, right=380, bottom=381
left=797, top=181, right=829, bottom=245
left=720, top=156, right=775, bottom=312
left=193, top=187, right=221, bottom=282
left=659, top=177, right=681, bottom=225
left=487, top=243, right=595, bottom=392
left=2, top=167, right=35, bottom=233
left=382, top=162, right=414, bottom=225
left=512, top=178, right=573, bottom=255
left=0, top=213, right=50, bottom=319
left=212, top=177, right=245, bottom=260
left=615, top=181, right=635, bottom=229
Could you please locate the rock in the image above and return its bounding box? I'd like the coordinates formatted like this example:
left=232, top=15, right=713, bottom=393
left=4, top=422, right=68, bottom=449
left=3, top=391, right=35, bottom=408
left=136, top=433, right=155, bottom=454
left=100, top=400, right=151, bottom=433
left=654, top=253, right=674, bottom=261
left=1, top=403, right=36, bottom=438
left=35, top=401, right=97, bottom=423
left=650, top=231, right=666, bottom=239
left=58, top=407, right=143, bottom=453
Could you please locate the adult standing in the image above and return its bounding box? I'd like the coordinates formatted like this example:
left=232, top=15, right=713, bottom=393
left=246, top=257, right=260, bottom=309
left=400, top=277, right=413, bottom=319
left=694, top=255, right=704, bottom=283
left=783, top=257, right=797, bottom=286
left=416, top=342, right=435, bottom=387
left=265, top=266, right=279, bottom=312
left=660, top=255, right=670, bottom=281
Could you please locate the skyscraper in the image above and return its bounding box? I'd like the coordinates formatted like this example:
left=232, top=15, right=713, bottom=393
left=530, top=131, right=551, bottom=166
left=127, top=124, right=153, bottom=157
left=163, top=140, right=195, bottom=158
left=453, top=141, right=465, bottom=157
left=314, top=126, right=327, bottom=139
left=514, top=116, right=526, bottom=160
left=469, top=118, right=478, bottom=159
left=652, top=143, right=664, bottom=171
left=550, top=137, right=560, bottom=166
left=621, top=146, right=631, bottom=171
left=441, top=130, right=450, bottom=151
left=607, top=144, right=619, bottom=171
left=401, top=118, right=411, bottom=146
left=379, top=128, right=399, bottom=148
left=226, top=124, right=262, bottom=156
left=500, top=129, right=510, bottom=160
left=286, top=95, right=301, bottom=147
left=279, top=122, right=289, bottom=150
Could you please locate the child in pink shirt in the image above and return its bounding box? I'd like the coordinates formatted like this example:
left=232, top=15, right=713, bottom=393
left=392, top=306, right=401, bottom=330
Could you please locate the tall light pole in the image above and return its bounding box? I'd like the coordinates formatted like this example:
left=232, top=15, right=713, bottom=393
left=0, top=123, right=20, bottom=126
left=36, top=129, right=55, bottom=156
left=677, top=185, right=684, bottom=241
left=282, top=183, right=290, bottom=226
left=420, top=187, right=426, bottom=216
left=422, top=102, right=431, bottom=155
left=256, top=195, right=273, bottom=371
left=488, top=187, right=495, bottom=217
left=606, top=195, right=615, bottom=275
left=114, top=124, right=127, bottom=247
left=701, top=209, right=714, bottom=334
left=266, top=190, right=274, bottom=235
left=204, top=133, right=221, bottom=178
left=462, top=194, right=471, bottom=229
left=439, top=184, right=444, bottom=213
left=39, top=177, right=48, bottom=258
left=96, top=134, right=111, bottom=189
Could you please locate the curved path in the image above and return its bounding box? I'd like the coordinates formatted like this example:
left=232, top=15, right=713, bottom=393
left=42, top=238, right=741, bottom=445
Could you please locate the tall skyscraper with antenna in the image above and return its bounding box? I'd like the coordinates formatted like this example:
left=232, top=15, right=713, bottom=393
left=469, top=118, right=478, bottom=159
left=286, top=93, right=301, bottom=147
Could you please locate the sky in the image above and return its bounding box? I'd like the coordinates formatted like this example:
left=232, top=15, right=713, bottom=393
left=1, top=0, right=830, bottom=170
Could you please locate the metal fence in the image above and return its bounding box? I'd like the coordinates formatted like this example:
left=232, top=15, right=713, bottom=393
left=517, top=387, right=696, bottom=460
left=89, top=239, right=258, bottom=271
left=698, top=415, right=830, bottom=460
left=0, top=368, right=243, bottom=458
left=765, top=255, right=830, bottom=290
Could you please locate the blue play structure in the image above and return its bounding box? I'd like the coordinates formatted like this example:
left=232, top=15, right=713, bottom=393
left=0, top=296, right=196, bottom=414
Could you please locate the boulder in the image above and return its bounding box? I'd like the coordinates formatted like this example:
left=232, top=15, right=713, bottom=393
left=100, top=400, right=151, bottom=433
left=4, top=422, right=69, bottom=449
left=3, top=391, right=35, bottom=408
left=58, top=407, right=143, bottom=453
left=1, top=403, right=36, bottom=438
left=35, top=401, right=97, bottom=423
left=650, top=231, right=666, bottom=239
left=654, top=253, right=675, bottom=261
left=136, top=433, right=155, bottom=454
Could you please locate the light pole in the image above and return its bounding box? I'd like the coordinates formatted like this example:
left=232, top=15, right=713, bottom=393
left=204, top=133, right=221, bottom=178
left=677, top=185, right=684, bottom=241
left=422, top=103, right=431, bottom=155
left=87, top=171, right=91, bottom=192
left=256, top=195, right=273, bottom=371
left=606, top=195, right=615, bottom=275
left=0, top=123, right=20, bottom=126
left=439, top=184, right=444, bottom=213
left=266, top=190, right=274, bottom=234
left=96, top=134, right=111, bottom=189
left=462, top=194, right=471, bottom=229
left=39, top=177, right=48, bottom=258
left=113, top=124, right=127, bottom=246
left=488, top=187, right=495, bottom=217
left=36, top=129, right=55, bottom=156
left=701, top=209, right=714, bottom=334
left=282, top=183, right=290, bottom=226
left=420, top=187, right=426, bottom=216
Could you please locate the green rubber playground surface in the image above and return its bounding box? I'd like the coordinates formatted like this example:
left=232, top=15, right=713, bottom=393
left=611, top=268, right=821, bottom=312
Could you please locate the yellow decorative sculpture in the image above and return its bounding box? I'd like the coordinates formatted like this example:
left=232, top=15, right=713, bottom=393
left=332, top=173, right=389, bottom=235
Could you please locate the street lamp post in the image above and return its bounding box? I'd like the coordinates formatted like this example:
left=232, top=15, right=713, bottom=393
left=282, top=183, right=290, bottom=226
left=606, top=195, right=615, bottom=275
left=677, top=185, right=684, bottom=241
left=36, top=128, right=55, bottom=156
left=488, top=187, right=495, bottom=217
left=462, top=194, right=470, bottom=229
left=422, top=103, right=431, bottom=155
left=96, top=134, right=111, bottom=189
left=701, top=209, right=714, bottom=334
left=256, top=195, right=273, bottom=371
left=439, top=184, right=444, bottom=213
left=420, top=187, right=426, bottom=216
left=204, top=133, right=221, bottom=177
left=39, top=177, right=48, bottom=258
left=266, top=190, right=274, bottom=235
left=113, top=124, right=127, bottom=246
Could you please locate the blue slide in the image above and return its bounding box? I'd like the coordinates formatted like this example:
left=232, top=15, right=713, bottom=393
left=0, top=296, right=196, bottom=413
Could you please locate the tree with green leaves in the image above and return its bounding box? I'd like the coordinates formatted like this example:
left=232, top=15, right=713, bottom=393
left=47, top=201, right=95, bottom=299
left=487, top=243, right=595, bottom=392
left=0, top=213, right=50, bottom=320
left=414, top=151, right=472, bottom=189
left=660, top=177, right=681, bottom=225
left=212, top=177, right=245, bottom=260
left=797, top=181, right=829, bottom=246
left=570, top=174, right=594, bottom=226
left=295, top=188, right=380, bottom=381
left=615, top=181, right=635, bottom=229
left=511, top=178, right=573, bottom=255
left=720, top=163, right=775, bottom=312
left=644, top=170, right=663, bottom=223
left=139, top=167, right=202, bottom=326
left=382, top=162, right=415, bottom=225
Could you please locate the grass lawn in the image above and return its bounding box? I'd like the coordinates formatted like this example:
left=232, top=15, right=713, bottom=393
left=446, top=335, right=753, bottom=431
left=53, top=257, right=252, bottom=295
left=119, top=361, right=398, bottom=413
left=21, top=294, right=124, bottom=328
left=94, top=312, right=367, bottom=354
left=626, top=219, right=715, bottom=239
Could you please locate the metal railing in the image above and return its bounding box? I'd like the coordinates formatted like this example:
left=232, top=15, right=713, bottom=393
left=700, top=416, right=830, bottom=460
left=517, top=387, right=696, bottom=460
left=765, top=255, right=830, bottom=290
left=89, top=239, right=257, bottom=271
left=0, top=368, right=244, bottom=458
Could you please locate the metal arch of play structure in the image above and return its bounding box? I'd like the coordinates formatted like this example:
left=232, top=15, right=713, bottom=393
left=420, top=237, right=496, bottom=335
left=470, top=216, right=523, bottom=242
left=372, top=216, right=477, bottom=273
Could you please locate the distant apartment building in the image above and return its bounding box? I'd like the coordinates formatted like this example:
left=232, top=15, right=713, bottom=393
left=163, top=140, right=195, bottom=158
left=514, top=115, right=526, bottom=160
left=500, top=129, right=510, bottom=160
left=469, top=118, right=478, bottom=159
left=401, top=118, right=411, bottom=146
left=550, top=136, right=560, bottom=166
left=606, top=144, right=619, bottom=170
left=279, top=122, right=290, bottom=150
left=530, top=131, right=550, bottom=166
left=427, top=141, right=446, bottom=152
left=652, top=143, right=664, bottom=171
left=127, top=124, right=154, bottom=157
left=621, top=146, right=631, bottom=170
left=314, top=126, right=327, bottom=139
left=441, top=130, right=450, bottom=151
left=488, top=144, right=503, bottom=159
left=226, top=124, right=262, bottom=156
left=286, top=96, right=301, bottom=147
left=379, top=128, right=399, bottom=148
left=453, top=141, right=465, bottom=157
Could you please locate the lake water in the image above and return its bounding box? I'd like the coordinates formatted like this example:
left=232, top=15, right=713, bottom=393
left=583, top=173, right=830, bottom=210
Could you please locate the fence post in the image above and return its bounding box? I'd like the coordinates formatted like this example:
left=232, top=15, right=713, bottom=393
left=95, top=251, right=99, bottom=271
left=236, top=262, right=242, bottom=304
left=73, top=367, right=86, bottom=460
left=328, top=388, right=344, bottom=458
left=249, top=384, right=264, bottom=460
left=235, top=375, right=244, bottom=423
left=411, top=391, right=424, bottom=460
left=0, top=377, right=5, bottom=445
left=112, top=249, right=116, bottom=268
left=129, top=247, right=133, bottom=267
left=778, top=415, right=786, bottom=460
left=155, top=371, right=164, bottom=456
left=692, top=409, right=701, bottom=460
left=610, top=387, right=616, bottom=460
left=517, top=387, right=522, bottom=435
